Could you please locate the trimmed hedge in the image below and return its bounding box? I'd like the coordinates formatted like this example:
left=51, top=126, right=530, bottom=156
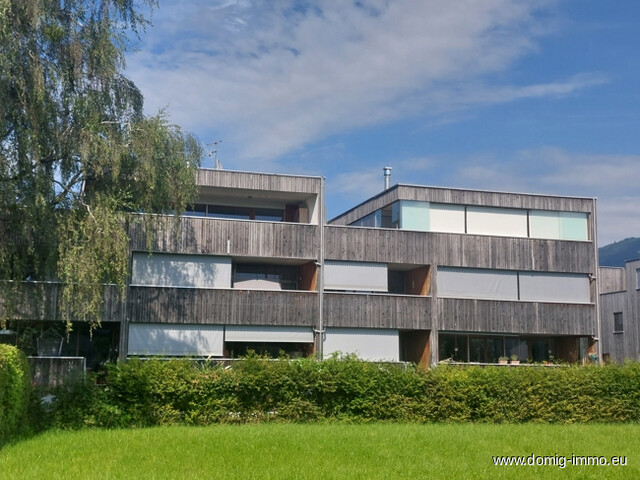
left=41, top=356, right=640, bottom=429
left=0, top=344, right=32, bottom=443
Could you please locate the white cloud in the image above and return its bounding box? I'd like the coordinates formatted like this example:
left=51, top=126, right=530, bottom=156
left=450, top=147, right=640, bottom=245
left=126, top=0, right=600, bottom=164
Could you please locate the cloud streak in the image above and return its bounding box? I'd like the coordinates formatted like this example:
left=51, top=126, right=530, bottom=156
left=127, top=0, right=600, bottom=165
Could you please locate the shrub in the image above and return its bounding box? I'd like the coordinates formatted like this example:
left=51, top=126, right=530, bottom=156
left=0, top=344, right=32, bottom=443
left=40, top=357, right=640, bottom=429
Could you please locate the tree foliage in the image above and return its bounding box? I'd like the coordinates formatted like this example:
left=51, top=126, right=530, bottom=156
left=0, top=0, right=202, bottom=329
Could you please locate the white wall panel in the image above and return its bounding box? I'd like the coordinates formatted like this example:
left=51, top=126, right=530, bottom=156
left=225, top=326, right=313, bottom=343
left=429, top=203, right=466, bottom=234
left=324, top=261, right=388, bottom=292
left=128, top=323, right=224, bottom=356
left=438, top=267, right=519, bottom=300
left=131, top=253, right=231, bottom=288
left=466, top=206, right=528, bottom=238
left=519, top=272, right=591, bottom=304
left=323, top=328, right=399, bottom=361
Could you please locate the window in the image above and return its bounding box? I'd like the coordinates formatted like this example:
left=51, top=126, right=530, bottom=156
left=324, top=261, right=388, bottom=292
left=466, top=206, right=528, bottom=238
left=518, top=272, right=591, bottom=304
left=614, top=312, right=623, bottom=333
left=437, top=267, right=519, bottom=301
left=233, top=264, right=299, bottom=290
left=131, top=253, right=232, bottom=289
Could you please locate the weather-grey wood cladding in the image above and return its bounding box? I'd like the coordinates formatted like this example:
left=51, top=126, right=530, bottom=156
left=0, top=282, right=121, bottom=323
left=599, top=260, right=640, bottom=363
left=129, top=216, right=320, bottom=260
left=598, top=267, right=626, bottom=293
left=438, top=298, right=596, bottom=335
left=331, top=184, right=595, bottom=225
left=323, top=293, right=431, bottom=330
left=197, top=169, right=322, bottom=194
left=325, top=226, right=595, bottom=273
left=128, top=287, right=318, bottom=327
left=600, top=291, right=629, bottom=363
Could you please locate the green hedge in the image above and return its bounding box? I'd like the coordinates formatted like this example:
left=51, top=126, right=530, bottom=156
left=42, top=356, right=640, bottom=429
left=0, top=344, right=32, bottom=443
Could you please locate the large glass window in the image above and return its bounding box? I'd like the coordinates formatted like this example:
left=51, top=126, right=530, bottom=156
left=348, top=201, right=588, bottom=241
left=530, top=210, right=588, bottom=241
left=398, top=200, right=429, bottom=231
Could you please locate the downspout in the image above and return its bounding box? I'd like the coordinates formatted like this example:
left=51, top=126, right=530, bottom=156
left=317, top=177, right=326, bottom=360
left=593, top=197, right=603, bottom=364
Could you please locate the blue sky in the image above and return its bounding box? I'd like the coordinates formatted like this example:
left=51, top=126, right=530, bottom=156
left=125, top=0, right=640, bottom=246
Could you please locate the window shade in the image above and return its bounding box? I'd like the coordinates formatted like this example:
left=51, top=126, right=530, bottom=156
left=128, top=323, right=224, bottom=356
left=519, top=272, right=591, bottom=304
left=324, top=261, right=388, bottom=292
left=131, top=253, right=232, bottom=288
left=466, top=206, right=528, bottom=238
left=225, top=326, right=313, bottom=343
left=429, top=203, right=466, bottom=233
left=438, top=267, right=519, bottom=300
left=323, top=328, right=399, bottom=361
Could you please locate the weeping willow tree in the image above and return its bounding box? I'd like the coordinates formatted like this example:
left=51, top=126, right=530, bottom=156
left=0, top=0, right=202, bottom=331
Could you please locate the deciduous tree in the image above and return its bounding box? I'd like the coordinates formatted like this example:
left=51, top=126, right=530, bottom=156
left=0, top=0, right=201, bottom=330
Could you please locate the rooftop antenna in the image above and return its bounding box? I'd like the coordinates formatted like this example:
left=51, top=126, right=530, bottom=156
left=383, top=166, right=392, bottom=190
left=208, top=140, right=223, bottom=169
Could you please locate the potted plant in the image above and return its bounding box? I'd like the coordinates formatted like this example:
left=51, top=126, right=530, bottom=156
left=510, top=354, right=520, bottom=365
left=498, top=356, right=508, bottom=365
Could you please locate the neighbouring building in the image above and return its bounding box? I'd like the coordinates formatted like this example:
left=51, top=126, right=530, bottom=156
left=2, top=168, right=603, bottom=369
left=599, top=259, right=640, bottom=363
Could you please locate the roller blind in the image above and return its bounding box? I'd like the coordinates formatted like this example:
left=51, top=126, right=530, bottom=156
left=466, top=206, right=528, bottom=238
left=438, top=267, right=519, bottom=300
left=323, top=328, right=399, bottom=361
left=429, top=203, right=466, bottom=233
left=324, top=261, right=388, bottom=292
left=225, top=326, right=313, bottom=343
left=519, top=272, right=591, bottom=304
left=128, top=323, right=224, bottom=356
left=131, top=253, right=232, bottom=288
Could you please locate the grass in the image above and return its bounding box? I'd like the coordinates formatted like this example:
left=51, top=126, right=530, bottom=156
left=1, top=423, right=639, bottom=479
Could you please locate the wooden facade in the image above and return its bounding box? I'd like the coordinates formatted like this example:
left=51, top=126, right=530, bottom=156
left=325, top=225, right=595, bottom=273
left=600, top=259, right=640, bottom=362
left=128, top=287, right=318, bottom=327
left=129, top=216, right=320, bottom=260
left=438, top=298, right=595, bottom=335
left=322, top=292, right=430, bottom=330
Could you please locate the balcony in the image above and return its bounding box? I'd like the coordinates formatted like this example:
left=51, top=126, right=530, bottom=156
left=128, top=287, right=318, bottom=327
left=129, top=215, right=320, bottom=260
left=323, top=292, right=431, bottom=330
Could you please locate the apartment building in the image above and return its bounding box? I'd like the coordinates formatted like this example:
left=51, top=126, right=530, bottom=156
left=3, top=168, right=601, bottom=368
left=599, top=259, right=640, bottom=363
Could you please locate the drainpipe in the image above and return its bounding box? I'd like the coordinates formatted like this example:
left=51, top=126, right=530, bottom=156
left=593, top=197, right=603, bottom=364
left=316, top=177, right=326, bottom=360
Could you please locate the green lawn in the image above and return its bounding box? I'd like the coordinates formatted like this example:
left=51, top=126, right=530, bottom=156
left=1, top=423, right=639, bottom=479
